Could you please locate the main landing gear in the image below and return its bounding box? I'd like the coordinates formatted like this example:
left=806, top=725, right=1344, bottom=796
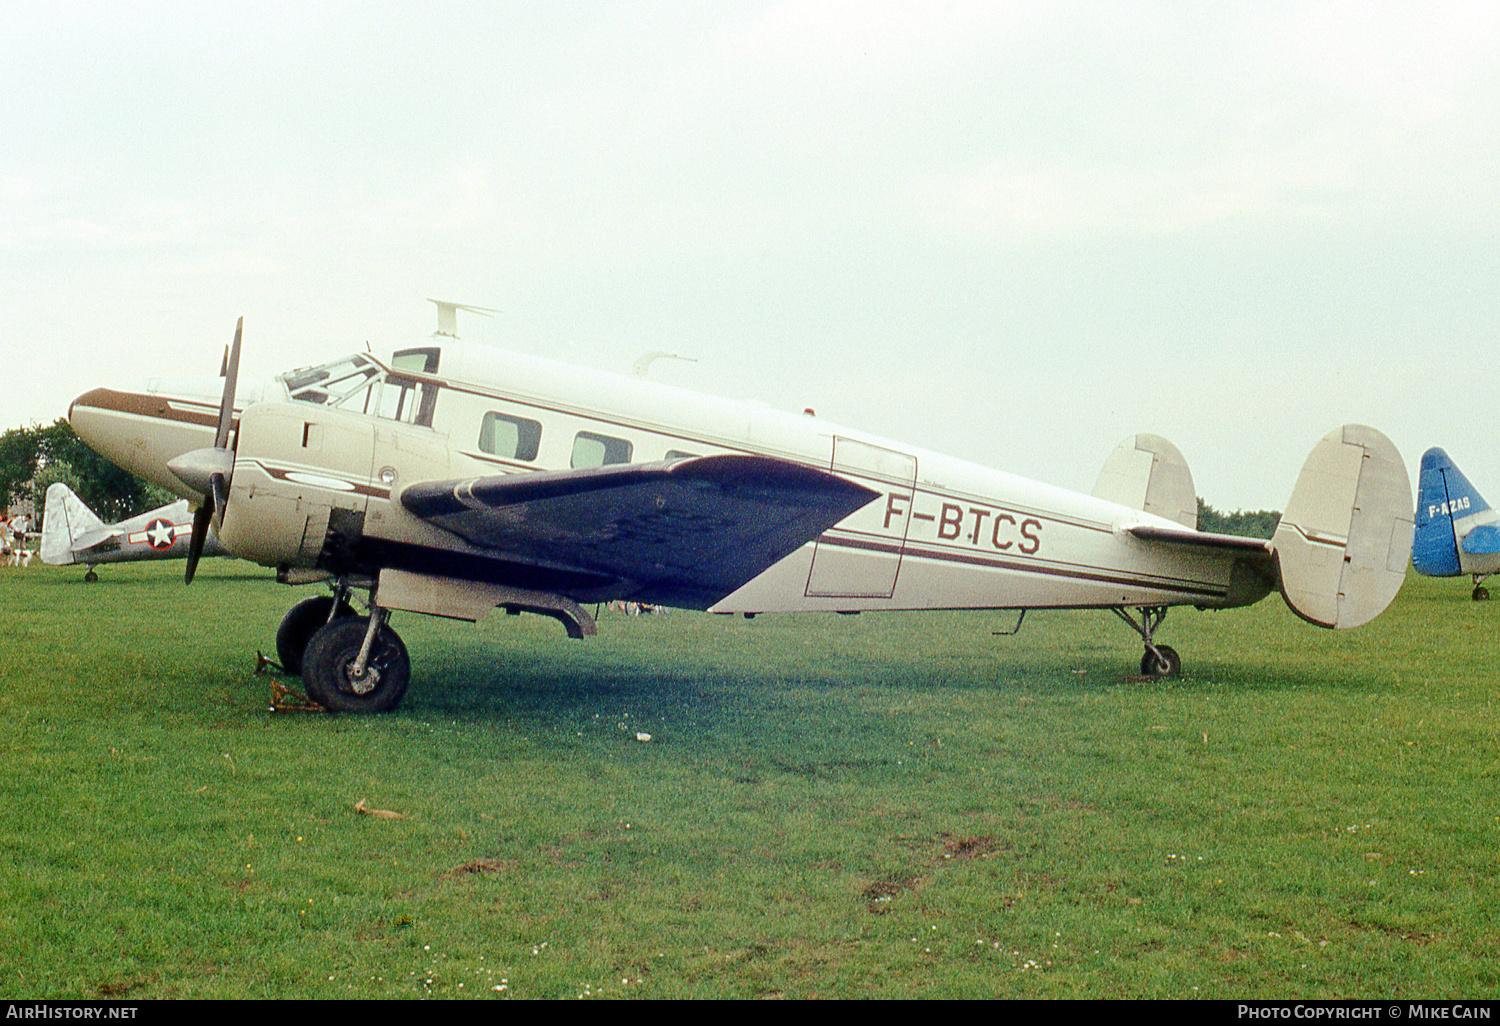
left=1112, top=605, right=1182, bottom=679
left=275, top=593, right=355, bottom=675
left=273, top=584, right=411, bottom=713
left=1473, top=575, right=1491, bottom=602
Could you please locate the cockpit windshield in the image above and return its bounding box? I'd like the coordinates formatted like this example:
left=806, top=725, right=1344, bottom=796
left=278, top=350, right=440, bottom=428
left=279, top=355, right=380, bottom=407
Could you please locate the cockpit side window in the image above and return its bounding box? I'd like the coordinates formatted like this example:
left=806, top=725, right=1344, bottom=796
left=281, top=351, right=440, bottom=428
left=389, top=347, right=440, bottom=426
left=391, top=347, right=440, bottom=374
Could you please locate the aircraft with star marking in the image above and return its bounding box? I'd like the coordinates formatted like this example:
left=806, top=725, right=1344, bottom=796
left=41, top=481, right=227, bottom=581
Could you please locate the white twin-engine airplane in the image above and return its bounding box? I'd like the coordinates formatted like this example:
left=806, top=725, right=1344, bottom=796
left=68, top=311, right=1414, bottom=713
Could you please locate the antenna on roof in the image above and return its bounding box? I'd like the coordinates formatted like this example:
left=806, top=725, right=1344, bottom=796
left=427, top=298, right=499, bottom=339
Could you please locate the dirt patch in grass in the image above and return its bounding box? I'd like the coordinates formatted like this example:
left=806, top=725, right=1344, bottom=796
left=441, top=857, right=517, bottom=880
left=96, top=974, right=152, bottom=998
left=940, top=834, right=1003, bottom=861
left=860, top=834, right=1004, bottom=913
left=862, top=870, right=920, bottom=914
left=1350, top=920, right=1443, bottom=946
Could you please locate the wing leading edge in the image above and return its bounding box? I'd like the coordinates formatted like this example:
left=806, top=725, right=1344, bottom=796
left=400, top=455, right=880, bottom=609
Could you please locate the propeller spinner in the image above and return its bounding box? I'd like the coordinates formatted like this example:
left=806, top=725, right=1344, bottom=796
left=166, top=317, right=242, bottom=583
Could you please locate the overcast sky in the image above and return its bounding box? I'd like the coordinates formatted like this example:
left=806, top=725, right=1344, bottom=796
left=3, top=1, right=1496, bottom=510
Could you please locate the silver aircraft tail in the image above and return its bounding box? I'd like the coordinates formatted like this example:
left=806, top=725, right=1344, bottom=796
left=1273, top=425, right=1413, bottom=628
left=40, top=483, right=110, bottom=566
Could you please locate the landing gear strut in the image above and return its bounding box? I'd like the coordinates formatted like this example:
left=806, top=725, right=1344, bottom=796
left=1112, top=605, right=1182, bottom=679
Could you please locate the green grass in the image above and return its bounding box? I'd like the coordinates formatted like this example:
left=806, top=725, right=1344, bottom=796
left=2, top=560, right=1497, bottom=999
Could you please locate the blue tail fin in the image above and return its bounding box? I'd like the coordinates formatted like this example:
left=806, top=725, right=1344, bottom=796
left=1412, top=448, right=1490, bottom=577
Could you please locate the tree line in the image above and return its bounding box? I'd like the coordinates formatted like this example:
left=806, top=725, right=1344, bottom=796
left=0, top=420, right=175, bottom=525
left=1196, top=497, right=1281, bottom=539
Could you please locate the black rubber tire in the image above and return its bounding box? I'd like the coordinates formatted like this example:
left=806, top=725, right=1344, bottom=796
left=1473, top=586, right=1490, bottom=602
left=301, top=617, right=410, bottom=713
left=275, top=595, right=354, bottom=676
left=1140, top=644, right=1182, bottom=679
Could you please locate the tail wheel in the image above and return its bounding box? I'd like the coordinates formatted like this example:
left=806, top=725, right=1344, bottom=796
left=301, top=617, right=410, bottom=713
left=1473, top=586, right=1490, bottom=602
left=275, top=595, right=355, bottom=676
left=1141, top=645, right=1182, bottom=679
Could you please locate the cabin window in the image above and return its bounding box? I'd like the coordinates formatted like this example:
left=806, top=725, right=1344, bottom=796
left=571, top=431, right=633, bottom=468
left=479, top=412, right=542, bottom=461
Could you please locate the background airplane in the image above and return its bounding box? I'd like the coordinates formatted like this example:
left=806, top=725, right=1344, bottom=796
left=40, top=482, right=226, bottom=581
left=66, top=314, right=1413, bottom=713
left=1411, top=448, right=1500, bottom=600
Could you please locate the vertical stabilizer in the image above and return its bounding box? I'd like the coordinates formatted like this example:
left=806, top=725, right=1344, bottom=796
left=1091, top=433, right=1197, bottom=528
left=40, top=483, right=106, bottom=566
left=1412, top=448, right=1494, bottom=578
left=1273, top=425, right=1413, bottom=628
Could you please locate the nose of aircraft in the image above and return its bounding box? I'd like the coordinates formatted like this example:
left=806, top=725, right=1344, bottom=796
left=69, top=383, right=228, bottom=502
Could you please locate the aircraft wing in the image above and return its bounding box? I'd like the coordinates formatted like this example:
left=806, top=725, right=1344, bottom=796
left=399, top=455, right=880, bottom=609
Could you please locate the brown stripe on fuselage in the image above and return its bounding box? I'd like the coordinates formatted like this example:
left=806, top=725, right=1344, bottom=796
left=69, top=388, right=239, bottom=431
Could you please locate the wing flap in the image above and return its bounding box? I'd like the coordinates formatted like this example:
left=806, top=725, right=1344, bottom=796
left=400, top=455, right=880, bottom=608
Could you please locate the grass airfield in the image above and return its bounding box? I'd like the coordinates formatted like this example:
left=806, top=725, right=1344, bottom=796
left=1, top=560, right=1496, bottom=1000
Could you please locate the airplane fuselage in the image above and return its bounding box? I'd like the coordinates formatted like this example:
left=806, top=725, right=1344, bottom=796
left=71, top=340, right=1267, bottom=616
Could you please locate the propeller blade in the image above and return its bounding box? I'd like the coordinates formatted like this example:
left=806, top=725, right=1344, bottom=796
left=209, top=471, right=228, bottom=532
left=185, top=499, right=213, bottom=585
left=183, top=317, right=242, bottom=585
left=215, top=317, right=242, bottom=451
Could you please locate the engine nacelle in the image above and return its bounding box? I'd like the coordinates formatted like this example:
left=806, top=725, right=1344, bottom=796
left=217, top=401, right=376, bottom=568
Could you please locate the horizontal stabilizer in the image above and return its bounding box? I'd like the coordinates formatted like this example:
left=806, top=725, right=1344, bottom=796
left=1127, top=523, right=1272, bottom=556
left=1093, top=434, right=1197, bottom=528
left=1461, top=524, right=1500, bottom=556
left=1274, top=425, right=1412, bottom=629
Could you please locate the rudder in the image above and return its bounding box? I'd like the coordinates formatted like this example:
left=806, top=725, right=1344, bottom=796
left=1273, top=425, right=1413, bottom=629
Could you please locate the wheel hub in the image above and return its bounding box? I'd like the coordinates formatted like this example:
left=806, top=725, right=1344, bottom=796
left=344, top=659, right=380, bottom=695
